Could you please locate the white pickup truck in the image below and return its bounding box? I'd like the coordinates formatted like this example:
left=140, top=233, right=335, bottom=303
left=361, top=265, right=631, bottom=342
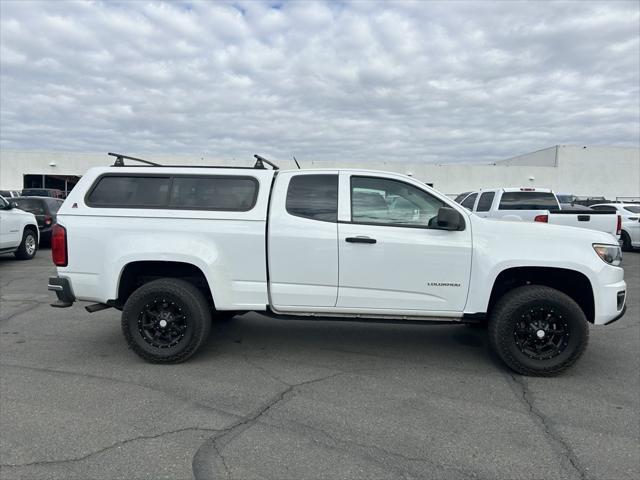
left=48, top=154, right=627, bottom=376
left=458, top=188, right=621, bottom=238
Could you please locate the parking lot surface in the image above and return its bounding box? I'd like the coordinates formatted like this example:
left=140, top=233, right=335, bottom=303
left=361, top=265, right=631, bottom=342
left=0, top=249, right=638, bottom=480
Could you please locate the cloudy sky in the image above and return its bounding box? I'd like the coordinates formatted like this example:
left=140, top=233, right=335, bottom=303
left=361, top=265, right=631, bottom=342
left=1, top=0, right=638, bottom=164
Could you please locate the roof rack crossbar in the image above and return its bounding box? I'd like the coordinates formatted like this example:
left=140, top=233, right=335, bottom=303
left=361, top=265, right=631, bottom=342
left=108, top=152, right=161, bottom=167
left=253, top=154, right=279, bottom=170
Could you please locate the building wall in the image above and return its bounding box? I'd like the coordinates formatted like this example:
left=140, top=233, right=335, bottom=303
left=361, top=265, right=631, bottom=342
left=1, top=145, right=638, bottom=198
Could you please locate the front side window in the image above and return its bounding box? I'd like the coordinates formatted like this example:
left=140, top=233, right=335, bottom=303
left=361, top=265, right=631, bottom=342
left=169, top=177, right=257, bottom=211
left=498, top=192, right=559, bottom=210
left=286, top=174, right=338, bottom=222
left=87, top=176, right=170, bottom=207
left=460, top=193, right=477, bottom=210
left=350, top=176, right=445, bottom=227
left=476, top=192, right=495, bottom=212
left=624, top=206, right=640, bottom=214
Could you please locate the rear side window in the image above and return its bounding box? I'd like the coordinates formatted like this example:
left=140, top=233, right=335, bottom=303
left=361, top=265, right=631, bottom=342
left=87, top=176, right=170, bottom=207
left=460, top=193, right=477, bottom=210
left=169, top=177, right=258, bottom=211
left=476, top=192, right=495, bottom=212
left=286, top=174, right=338, bottom=222
left=499, top=192, right=559, bottom=210
left=86, top=175, right=258, bottom=211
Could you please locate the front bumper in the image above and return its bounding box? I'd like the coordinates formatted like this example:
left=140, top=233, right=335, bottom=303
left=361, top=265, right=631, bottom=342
left=48, top=276, right=75, bottom=308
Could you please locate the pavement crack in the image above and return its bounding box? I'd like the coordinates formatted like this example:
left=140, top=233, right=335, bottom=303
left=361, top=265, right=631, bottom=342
left=1, top=363, right=242, bottom=420
left=192, top=371, right=344, bottom=480
left=508, top=373, right=587, bottom=480
left=266, top=417, right=485, bottom=480
left=0, top=302, right=42, bottom=323
left=1, top=426, right=220, bottom=468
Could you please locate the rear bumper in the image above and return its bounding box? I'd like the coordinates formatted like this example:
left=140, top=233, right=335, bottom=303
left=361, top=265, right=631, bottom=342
left=48, top=276, right=75, bottom=308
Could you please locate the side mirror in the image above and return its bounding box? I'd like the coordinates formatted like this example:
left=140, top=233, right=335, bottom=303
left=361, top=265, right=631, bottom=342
left=435, top=207, right=464, bottom=231
left=2, top=200, right=14, bottom=210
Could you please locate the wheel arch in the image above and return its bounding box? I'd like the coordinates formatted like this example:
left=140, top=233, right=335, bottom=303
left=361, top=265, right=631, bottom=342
left=487, top=266, right=595, bottom=323
left=115, top=260, right=215, bottom=309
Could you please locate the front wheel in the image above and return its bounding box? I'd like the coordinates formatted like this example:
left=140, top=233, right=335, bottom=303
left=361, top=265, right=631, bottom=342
left=488, top=286, right=589, bottom=376
left=121, top=278, right=211, bottom=363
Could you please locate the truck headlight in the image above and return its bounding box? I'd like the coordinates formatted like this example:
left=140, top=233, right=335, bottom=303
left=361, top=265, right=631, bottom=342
left=593, top=244, right=622, bottom=267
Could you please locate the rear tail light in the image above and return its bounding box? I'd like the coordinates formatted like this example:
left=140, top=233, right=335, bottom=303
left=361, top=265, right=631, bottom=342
left=51, top=224, right=67, bottom=266
left=616, top=215, right=622, bottom=235
left=44, top=214, right=52, bottom=226
left=534, top=214, right=548, bottom=223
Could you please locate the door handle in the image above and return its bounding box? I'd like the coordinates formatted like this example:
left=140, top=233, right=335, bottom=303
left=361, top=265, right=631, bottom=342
left=345, top=236, right=377, bottom=244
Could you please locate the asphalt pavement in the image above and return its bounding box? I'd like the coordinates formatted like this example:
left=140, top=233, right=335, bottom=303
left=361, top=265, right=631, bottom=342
left=1, top=248, right=638, bottom=480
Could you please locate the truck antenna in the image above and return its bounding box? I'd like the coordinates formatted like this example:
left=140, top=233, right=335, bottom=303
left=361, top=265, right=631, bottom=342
left=293, top=156, right=301, bottom=169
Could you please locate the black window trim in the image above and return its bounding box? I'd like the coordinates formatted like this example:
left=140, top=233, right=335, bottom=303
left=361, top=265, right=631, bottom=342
left=348, top=175, right=465, bottom=230
left=285, top=173, right=339, bottom=223
left=85, top=172, right=260, bottom=212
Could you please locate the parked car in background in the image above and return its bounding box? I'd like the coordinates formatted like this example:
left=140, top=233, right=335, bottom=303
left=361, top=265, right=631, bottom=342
left=460, top=188, right=620, bottom=238
left=0, top=195, right=39, bottom=259
left=559, top=203, right=593, bottom=211
left=573, top=196, right=612, bottom=207
left=12, top=197, right=64, bottom=244
left=591, top=203, right=640, bottom=251
left=0, top=190, right=21, bottom=198
left=21, top=188, right=65, bottom=199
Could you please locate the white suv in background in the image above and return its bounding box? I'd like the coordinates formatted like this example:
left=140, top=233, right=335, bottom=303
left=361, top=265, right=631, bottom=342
left=0, top=195, right=39, bottom=260
left=591, top=203, right=640, bottom=250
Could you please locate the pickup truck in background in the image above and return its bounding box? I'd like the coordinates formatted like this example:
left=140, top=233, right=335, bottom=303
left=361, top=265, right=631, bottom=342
left=458, top=188, right=621, bottom=239
left=48, top=154, right=627, bottom=376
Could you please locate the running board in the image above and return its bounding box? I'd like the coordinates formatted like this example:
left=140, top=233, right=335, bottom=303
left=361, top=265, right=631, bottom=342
left=85, top=303, right=113, bottom=313
left=261, top=309, right=463, bottom=325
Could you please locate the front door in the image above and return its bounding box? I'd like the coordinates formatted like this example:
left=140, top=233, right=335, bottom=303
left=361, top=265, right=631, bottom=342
left=337, top=174, right=472, bottom=313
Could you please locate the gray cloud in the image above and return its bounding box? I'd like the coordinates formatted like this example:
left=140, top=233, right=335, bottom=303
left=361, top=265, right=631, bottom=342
left=1, top=0, right=638, bottom=164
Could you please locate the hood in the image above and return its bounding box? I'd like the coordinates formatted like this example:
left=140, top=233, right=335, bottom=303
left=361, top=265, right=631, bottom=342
left=470, top=215, right=618, bottom=246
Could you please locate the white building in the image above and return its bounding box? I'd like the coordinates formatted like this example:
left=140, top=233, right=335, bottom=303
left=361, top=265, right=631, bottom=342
left=0, top=145, right=638, bottom=199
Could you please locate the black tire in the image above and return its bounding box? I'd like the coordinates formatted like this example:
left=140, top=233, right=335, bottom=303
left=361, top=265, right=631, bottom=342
left=14, top=227, right=38, bottom=260
left=488, top=286, right=589, bottom=376
left=121, top=278, right=211, bottom=363
left=620, top=231, right=632, bottom=252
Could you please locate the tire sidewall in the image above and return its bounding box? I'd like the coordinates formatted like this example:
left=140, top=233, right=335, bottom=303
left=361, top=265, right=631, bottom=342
left=16, top=229, right=38, bottom=259
left=122, top=280, right=209, bottom=362
left=490, top=287, right=588, bottom=375
left=502, top=299, right=585, bottom=372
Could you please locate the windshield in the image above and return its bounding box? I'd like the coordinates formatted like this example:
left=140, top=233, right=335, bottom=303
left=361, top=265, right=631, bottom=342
left=624, top=206, right=640, bottom=214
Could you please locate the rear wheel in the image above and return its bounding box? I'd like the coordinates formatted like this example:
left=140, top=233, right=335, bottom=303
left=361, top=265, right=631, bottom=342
left=14, top=228, right=38, bottom=260
left=121, top=278, right=211, bottom=363
left=488, top=286, right=589, bottom=376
